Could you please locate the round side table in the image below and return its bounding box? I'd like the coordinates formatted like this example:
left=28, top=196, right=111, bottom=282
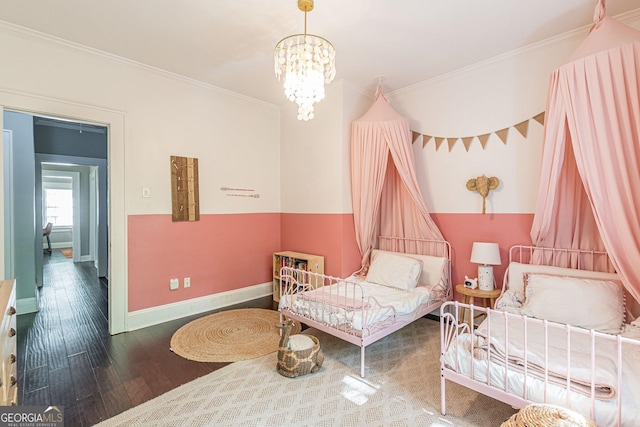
left=455, top=284, right=502, bottom=326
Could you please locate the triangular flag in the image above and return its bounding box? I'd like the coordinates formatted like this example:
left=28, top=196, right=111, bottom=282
left=495, top=128, right=509, bottom=144
left=422, top=135, right=433, bottom=148
left=533, top=112, right=545, bottom=125
left=435, top=137, right=445, bottom=151
left=514, top=120, right=529, bottom=138
left=462, top=137, right=474, bottom=152
left=447, top=138, right=457, bottom=152
left=411, top=131, right=421, bottom=143
left=478, top=134, right=490, bottom=149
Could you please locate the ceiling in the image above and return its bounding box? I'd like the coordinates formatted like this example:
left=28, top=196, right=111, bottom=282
left=1, top=0, right=639, bottom=106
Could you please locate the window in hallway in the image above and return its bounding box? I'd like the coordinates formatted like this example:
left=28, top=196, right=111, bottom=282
left=44, top=187, right=73, bottom=226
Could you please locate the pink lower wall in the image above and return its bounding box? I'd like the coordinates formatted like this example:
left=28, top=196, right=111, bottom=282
left=280, top=213, right=362, bottom=278
left=127, top=212, right=533, bottom=312
left=128, top=213, right=281, bottom=312
left=282, top=212, right=534, bottom=297
left=431, top=213, right=534, bottom=297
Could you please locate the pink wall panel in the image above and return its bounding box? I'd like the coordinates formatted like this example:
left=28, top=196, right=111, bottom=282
left=280, top=213, right=361, bottom=278
left=127, top=213, right=281, bottom=312
left=280, top=212, right=533, bottom=297
left=279, top=212, right=533, bottom=289
left=431, top=213, right=534, bottom=298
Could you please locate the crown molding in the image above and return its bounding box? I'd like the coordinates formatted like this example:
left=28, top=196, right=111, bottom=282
left=0, top=20, right=280, bottom=111
left=391, top=8, right=640, bottom=97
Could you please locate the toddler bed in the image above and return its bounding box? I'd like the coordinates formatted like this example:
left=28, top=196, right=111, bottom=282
left=278, top=237, right=451, bottom=377
left=440, top=245, right=640, bottom=426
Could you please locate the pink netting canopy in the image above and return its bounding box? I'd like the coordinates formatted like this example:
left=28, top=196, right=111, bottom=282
left=351, top=89, right=443, bottom=273
left=530, top=1, right=640, bottom=303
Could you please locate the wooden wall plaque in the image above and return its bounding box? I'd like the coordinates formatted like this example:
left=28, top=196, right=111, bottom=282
left=170, top=155, right=200, bottom=222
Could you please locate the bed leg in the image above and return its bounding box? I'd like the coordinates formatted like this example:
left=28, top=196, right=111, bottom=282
left=361, top=345, right=365, bottom=378
left=441, top=370, right=446, bottom=415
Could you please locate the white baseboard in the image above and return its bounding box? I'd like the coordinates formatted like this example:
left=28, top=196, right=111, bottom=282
left=49, top=242, right=72, bottom=249
left=17, top=297, right=39, bottom=315
left=126, top=282, right=272, bottom=331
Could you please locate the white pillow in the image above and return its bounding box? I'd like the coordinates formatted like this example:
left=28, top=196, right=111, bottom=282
left=521, top=274, right=625, bottom=334
left=371, top=250, right=446, bottom=288
left=507, top=261, right=620, bottom=296
left=366, top=251, right=423, bottom=291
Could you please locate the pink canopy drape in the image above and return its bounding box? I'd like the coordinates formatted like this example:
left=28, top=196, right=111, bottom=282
left=351, top=91, right=443, bottom=273
left=530, top=5, right=640, bottom=303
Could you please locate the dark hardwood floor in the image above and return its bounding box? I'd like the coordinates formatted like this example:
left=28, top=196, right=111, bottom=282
left=17, top=249, right=273, bottom=426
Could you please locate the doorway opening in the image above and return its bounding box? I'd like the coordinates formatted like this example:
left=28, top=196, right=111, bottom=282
left=1, top=92, right=126, bottom=334
left=34, top=115, right=109, bottom=287
left=41, top=169, right=79, bottom=264
left=3, top=110, right=110, bottom=323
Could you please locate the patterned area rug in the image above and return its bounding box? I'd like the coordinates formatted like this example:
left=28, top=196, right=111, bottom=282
left=97, top=318, right=517, bottom=426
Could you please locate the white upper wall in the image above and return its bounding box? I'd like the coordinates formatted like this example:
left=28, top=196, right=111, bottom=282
left=389, top=15, right=640, bottom=214
left=280, top=81, right=370, bottom=214
left=280, top=12, right=640, bottom=216
left=0, top=23, right=281, bottom=215
left=2, top=12, right=639, bottom=220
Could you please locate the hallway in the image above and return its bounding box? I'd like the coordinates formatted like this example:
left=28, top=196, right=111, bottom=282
left=17, top=249, right=272, bottom=426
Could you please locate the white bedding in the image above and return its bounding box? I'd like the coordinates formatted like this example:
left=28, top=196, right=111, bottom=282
left=278, top=278, right=435, bottom=332
left=442, top=311, right=640, bottom=426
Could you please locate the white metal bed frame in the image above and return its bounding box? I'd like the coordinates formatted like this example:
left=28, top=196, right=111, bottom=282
left=440, top=245, right=640, bottom=426
left=278, top=237, right=451, bottom=377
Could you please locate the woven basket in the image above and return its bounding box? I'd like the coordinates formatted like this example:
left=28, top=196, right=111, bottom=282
left=501, top=404, right=598, bottom=427
left=276, top=334, right=324, bottom=378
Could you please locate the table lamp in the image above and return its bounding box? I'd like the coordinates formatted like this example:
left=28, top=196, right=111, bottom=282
left=470, top=242, right=501, bottom=291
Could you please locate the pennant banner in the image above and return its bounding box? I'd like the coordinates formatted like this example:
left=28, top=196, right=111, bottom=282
left=478, top=134, right=490, bottom=149
left=514, top=120, right=529, bottom=138
left=412, top=111, right=545, bottom=151
left=495, top=128, right=509, bottom=144
left=462, top=137, right=473, bottom=152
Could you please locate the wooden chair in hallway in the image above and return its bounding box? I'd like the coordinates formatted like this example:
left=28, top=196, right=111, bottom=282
left=43, top=222, right=53, bottom=255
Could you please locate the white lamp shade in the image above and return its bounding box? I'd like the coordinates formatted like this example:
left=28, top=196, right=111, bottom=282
left=470, top=242, right=501, bottom=266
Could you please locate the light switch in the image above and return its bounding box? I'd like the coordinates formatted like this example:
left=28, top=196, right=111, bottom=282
left=142, top=187, right=151, bottom=198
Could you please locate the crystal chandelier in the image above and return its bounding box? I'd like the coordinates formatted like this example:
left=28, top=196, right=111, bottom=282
left=274, top=0, right=336, bottom=121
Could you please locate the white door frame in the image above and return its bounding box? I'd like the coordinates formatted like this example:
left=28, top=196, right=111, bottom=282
left=89, top=166, right=97, bottom=265
left=0, top=90, right=127, bottom=335
left=2, top=130, right=14, bottom=280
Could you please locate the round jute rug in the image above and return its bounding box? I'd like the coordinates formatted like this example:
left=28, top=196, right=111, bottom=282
left=170, top=308, right=301, bottom=363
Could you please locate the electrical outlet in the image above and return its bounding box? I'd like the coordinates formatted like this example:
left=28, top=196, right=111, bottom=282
left=169, top=278, right=179, bottom=290
left=184, top=277, right=191, bottom=288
